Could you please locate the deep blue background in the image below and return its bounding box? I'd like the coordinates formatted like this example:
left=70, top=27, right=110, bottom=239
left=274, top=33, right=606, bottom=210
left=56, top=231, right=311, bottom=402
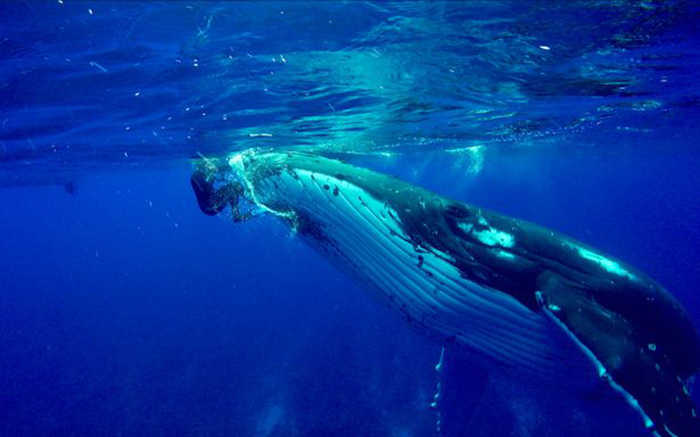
left=2, top=1, right=700, bottom=436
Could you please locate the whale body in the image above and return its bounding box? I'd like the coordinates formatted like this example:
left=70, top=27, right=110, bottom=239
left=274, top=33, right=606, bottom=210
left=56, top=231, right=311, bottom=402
left=193, top=150, right=700, bottom=436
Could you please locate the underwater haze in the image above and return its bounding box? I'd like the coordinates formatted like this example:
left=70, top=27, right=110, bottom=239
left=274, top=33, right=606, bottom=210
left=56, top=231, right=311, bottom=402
left=1, top=1, right=700, bottom=436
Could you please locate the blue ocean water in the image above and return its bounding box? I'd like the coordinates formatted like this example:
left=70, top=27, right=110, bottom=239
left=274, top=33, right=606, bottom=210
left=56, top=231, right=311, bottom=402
left=1, top=1, right=700, bottom=436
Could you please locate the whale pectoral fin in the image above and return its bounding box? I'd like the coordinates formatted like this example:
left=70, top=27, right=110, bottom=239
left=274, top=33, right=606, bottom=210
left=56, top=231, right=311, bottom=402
left=537, top=272, right=700, bottom=437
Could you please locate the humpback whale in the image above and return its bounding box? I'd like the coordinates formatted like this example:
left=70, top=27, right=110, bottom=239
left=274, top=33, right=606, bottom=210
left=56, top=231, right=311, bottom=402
left=191, top=150, right=700, bottom=436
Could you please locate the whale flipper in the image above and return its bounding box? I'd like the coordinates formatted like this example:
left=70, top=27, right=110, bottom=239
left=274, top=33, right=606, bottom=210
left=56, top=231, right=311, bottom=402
left=537, top=272, right=700, bottom=437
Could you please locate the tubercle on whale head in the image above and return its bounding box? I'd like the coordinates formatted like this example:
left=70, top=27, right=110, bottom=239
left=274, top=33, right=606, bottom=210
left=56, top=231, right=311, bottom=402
left=226, top=149, right=299, bottom=221
left=190, top=148, right=300, bottom=222
left=190, top=152, right=268, bottom=223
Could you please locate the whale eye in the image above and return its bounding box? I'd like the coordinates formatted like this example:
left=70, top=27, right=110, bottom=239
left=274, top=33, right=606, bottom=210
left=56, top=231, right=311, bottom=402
left=445, top=204, right=472, bottom=219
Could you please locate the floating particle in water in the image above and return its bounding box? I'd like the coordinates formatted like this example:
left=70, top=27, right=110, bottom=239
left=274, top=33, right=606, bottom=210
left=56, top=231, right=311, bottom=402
left=89, top=61, right=108, bottom=73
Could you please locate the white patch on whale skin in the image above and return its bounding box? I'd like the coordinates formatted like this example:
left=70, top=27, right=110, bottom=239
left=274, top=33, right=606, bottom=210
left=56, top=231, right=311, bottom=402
left=474, top=227, right=515, bottom=248
left=574, top=245, right=635, bottom=280
left=457, top=221, right=515, bottom=248
left=495, top=250, right=517, bottom=260
left=242, top=159, right=589, bottom=378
